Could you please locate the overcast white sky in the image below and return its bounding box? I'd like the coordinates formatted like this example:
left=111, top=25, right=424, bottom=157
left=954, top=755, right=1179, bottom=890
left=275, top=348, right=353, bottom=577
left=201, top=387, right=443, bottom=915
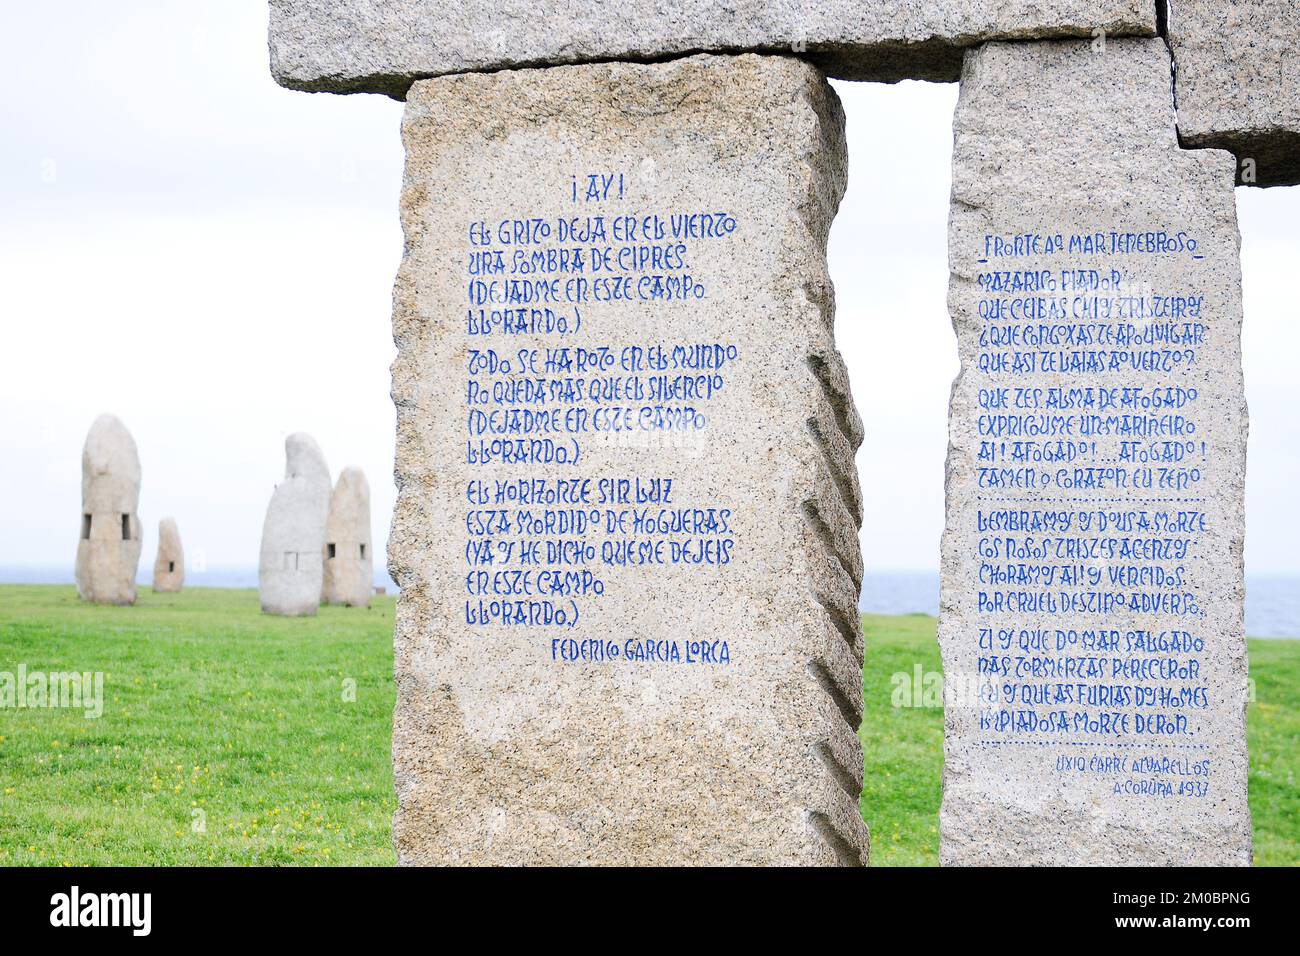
left=1, top=1, right=1297, bottom=577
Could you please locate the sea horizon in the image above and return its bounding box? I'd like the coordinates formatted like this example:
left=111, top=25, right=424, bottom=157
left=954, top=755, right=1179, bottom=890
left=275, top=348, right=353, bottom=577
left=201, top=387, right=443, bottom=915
left=2, top=565, right=1296, bottom=639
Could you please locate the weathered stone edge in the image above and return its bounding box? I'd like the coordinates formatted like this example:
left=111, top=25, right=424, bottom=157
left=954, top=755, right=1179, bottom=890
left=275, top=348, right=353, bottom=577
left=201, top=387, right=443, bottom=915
left=787, top=69, right=871, bottom=866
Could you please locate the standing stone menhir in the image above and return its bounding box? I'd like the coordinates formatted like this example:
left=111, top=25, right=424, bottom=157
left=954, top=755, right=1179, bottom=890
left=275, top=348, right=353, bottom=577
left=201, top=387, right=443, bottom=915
left=76, top=413, right=143, bottom=606
left=258, top=433, right=331, bottom=616
left=152, top=517, right=185, bottom=593
left=390, top=53, right=867, bottom=864
left=941, top=38, right=1252, bottom=865
left=323, top=466, right=373, bottom=608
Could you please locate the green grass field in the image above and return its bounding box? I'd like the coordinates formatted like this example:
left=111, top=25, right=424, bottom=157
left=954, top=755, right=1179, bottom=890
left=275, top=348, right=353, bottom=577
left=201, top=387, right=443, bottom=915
left=0, top=586, right=1295, bottom=865
left=0, top=586, right=396, bottom=865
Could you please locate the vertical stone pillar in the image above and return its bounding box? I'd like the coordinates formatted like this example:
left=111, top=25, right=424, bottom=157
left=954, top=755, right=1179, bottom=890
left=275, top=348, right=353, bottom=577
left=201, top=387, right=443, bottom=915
left=390, top=53, right=867, bottom=865
left=323, top=466, right=374, bottom=607
left=259, top=433, right=332, bottom=617
left=75, top=413, right=143, bottom=605
left=941, top=38, right=1252, bottom=865
left=152, top=517, right=185, bottom=593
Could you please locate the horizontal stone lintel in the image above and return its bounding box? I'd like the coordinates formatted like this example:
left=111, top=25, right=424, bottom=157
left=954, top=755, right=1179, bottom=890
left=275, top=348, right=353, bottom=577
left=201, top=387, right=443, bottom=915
left=268, top=0, right=1158, bottom=96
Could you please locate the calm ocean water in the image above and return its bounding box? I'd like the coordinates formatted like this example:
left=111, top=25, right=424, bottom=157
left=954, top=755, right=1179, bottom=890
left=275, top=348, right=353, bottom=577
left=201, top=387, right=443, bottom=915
left=0, top=566, right=400, bottom=594
left=2, top=566, right=1295, bottom=638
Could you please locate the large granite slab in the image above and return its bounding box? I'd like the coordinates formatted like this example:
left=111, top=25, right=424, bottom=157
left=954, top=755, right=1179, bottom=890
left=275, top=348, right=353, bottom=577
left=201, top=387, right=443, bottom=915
left=941, top=37, right=1252, bottom=865
left=390, top=53, right=868, bottom=864
left=269, top=0, right=1156, bottom=95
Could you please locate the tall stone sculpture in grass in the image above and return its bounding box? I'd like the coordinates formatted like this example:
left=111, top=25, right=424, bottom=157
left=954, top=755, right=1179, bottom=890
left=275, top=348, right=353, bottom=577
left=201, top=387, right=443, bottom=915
left=152, top=517, right=185, bottom=593
left=323, top=466, right=373, bottom=608
left=258, top=433, right=331, bottom=616
left=76, top=413, right=143, bottom=605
